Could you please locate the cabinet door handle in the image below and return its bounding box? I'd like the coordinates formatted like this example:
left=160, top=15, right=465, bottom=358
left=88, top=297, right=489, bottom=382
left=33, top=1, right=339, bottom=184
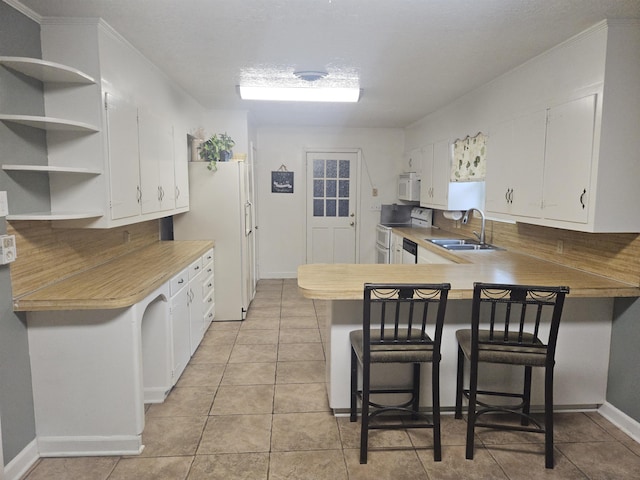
left=509, top=188, right=514, bottom=204
left=175, top=186, right=180, bottom=199
left=579, top=188, right=587, bottom=209
left=505, top=188, right=509, bottom=202
left=136, top=186, right=142, bottom=204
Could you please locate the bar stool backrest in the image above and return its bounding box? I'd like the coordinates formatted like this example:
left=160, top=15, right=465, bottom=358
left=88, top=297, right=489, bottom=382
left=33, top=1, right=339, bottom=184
left=471, top=283, right=570, bottom=364
left=363, top=283, right=450, bottom=360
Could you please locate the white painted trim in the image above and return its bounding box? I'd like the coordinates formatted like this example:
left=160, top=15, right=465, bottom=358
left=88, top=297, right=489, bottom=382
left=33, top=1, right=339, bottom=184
left=2, top=0, right=42, bottom=23
left=598, top=402, right=640, bottom=443
left=37, top=435, right=143, bottom=457
left=3, top=439, right=38, bottom=480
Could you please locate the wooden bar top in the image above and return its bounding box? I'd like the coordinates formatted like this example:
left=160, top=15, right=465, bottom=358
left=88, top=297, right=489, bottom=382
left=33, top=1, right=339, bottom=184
left=13, top=240, right=214, bottom=311
left=298, top=228, right=640, bottom=300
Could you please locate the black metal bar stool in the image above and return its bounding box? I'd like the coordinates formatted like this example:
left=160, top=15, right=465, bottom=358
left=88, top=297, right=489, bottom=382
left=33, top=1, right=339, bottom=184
left=350, top=283, right=450, bottom=464
left=454, top=282, right=569, bottom=469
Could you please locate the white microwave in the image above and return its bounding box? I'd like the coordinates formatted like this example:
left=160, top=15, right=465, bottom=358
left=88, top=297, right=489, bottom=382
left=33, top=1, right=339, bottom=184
left=398, top=173, right=420, bottom=201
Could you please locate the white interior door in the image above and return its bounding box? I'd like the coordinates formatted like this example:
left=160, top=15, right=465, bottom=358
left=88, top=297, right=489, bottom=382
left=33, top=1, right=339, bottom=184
left=306, top=151, right=359, bottom=264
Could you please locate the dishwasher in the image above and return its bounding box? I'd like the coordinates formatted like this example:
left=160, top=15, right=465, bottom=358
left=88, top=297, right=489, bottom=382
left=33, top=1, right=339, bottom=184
left=402, top=238, right=418, bottom=264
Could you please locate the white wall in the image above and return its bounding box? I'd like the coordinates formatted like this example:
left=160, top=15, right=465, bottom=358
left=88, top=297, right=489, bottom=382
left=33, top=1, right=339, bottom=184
left=404, top=21, right=607, bottom=149
left=255, top=126, right=404, bottom=278
left=201, top=109, right=250, bottom=157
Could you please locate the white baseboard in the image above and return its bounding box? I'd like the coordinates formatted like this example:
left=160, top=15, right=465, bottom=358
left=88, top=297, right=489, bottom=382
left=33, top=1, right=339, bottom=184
left=37, top=434, right=143, bottom=457
left=259, top=272, right=297, bottom=279
left=4, top=439, right=38, bottom=480
left=598, top=402, right=640, bottom=443
left=143, top=386, right=169, bottom=404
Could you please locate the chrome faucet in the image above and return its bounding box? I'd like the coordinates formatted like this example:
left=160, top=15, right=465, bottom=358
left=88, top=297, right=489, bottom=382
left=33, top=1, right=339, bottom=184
left=462, top=208, right=486, bottom=244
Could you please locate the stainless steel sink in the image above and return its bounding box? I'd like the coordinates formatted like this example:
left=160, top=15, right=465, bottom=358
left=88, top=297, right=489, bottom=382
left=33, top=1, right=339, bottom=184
left=429, top=238, right=480, bottom=246
left=427, top=238, right=501, bottom=251
left=443, top=244, right=500, bottom=251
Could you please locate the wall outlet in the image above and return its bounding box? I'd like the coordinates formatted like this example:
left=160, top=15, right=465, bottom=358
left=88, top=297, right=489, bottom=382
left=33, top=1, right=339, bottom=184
left=372, top=188, right=378, bottom=197
left=0, top=191, right=8, bottom=217
left=0, top=234, right=17, bottom=265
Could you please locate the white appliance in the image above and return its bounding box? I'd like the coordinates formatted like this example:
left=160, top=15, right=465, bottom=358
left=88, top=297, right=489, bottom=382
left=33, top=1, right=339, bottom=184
left=376, top=207, right=432, bottom=263
left=375, top=224, right=393, bottom=264
left=174, top=161, right=256, bottom=320
left=398, top=172, right=420, bottom=202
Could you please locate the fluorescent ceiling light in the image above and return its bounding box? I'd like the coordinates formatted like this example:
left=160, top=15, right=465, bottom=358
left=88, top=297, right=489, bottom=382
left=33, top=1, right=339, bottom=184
left=239, top=86, right=361, bottom=103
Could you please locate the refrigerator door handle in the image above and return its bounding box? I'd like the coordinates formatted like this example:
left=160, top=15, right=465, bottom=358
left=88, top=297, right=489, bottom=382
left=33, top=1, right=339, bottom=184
left=244, top=201, right=253, bottom=236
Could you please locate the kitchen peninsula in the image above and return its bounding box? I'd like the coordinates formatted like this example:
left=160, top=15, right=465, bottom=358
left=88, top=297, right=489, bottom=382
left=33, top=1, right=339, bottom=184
left=298, top=233, right=640, bottom=414
left=11, top=235, right=213, bottom=457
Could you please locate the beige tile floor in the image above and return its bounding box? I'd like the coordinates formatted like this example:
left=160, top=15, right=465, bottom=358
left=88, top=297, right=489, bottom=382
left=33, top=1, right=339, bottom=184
left=22, top=279, right=640, bottom=479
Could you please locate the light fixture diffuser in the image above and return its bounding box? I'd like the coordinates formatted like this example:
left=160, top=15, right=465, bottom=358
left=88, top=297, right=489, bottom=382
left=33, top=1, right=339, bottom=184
left=238, top=85, right=361, bottom=103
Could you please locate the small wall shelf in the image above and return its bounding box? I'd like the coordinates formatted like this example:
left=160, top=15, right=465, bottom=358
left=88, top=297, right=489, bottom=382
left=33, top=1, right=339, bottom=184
left=2, top=164, right=102, bottom=175
left=0, top=114, right=99, bottom=132
left=0, top=56, right=95, bottom=84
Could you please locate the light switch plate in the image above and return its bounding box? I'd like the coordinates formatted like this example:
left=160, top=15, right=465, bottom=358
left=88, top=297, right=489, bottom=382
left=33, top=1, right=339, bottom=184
left=0, top=191, right=8, bottom=217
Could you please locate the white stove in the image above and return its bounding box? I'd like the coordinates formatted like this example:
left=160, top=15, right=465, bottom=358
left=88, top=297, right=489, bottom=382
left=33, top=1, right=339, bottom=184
left=375, top=207, right=432, bottom=263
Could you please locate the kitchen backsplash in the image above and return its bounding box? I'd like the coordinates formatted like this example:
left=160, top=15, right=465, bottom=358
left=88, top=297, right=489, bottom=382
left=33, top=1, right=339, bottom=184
left=8, top=219, right=160, bottom=298
left=433, top=210, right=640, bottom=286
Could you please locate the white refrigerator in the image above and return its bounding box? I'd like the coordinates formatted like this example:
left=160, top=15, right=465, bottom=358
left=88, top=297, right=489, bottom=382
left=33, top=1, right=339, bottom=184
left=174, top=161, right=256, bottom=320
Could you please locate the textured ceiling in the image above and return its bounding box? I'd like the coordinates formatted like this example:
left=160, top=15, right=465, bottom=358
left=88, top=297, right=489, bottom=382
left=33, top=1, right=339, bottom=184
left=13, top=0, right=640, bottom=128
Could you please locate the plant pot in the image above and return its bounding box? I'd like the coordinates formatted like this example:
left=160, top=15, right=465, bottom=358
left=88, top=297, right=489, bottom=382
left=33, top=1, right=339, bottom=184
left=191, top=138, right=204, bottom=162
left=219, top=150, right=232, bottom=162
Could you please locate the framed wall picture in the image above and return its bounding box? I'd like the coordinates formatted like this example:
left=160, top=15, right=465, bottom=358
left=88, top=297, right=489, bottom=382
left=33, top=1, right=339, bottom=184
left=272, top=170, right=294, bottom=193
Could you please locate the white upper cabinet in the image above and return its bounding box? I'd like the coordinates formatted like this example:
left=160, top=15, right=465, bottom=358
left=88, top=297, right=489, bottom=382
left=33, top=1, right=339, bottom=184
left=542, top=95, right=596, bottom=224
left=402, top=148, right=422, bottom=174
left=106, top=93, right=141, bottom=220
left=420, top=140, right=449, bottom=209
left=29, top=19, right=193, bottom=228
left=138, top=107, right=176, bottom=214
left=483, top=21, right=640, bottom=233
left=173, top=128, right=190, bottom=210
left=486, top=110, right=546, bottom=219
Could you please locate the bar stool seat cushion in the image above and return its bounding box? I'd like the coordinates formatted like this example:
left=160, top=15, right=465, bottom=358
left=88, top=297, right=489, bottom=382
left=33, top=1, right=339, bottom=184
left=456, top=329, right=547, bottom=366
left=350, top=329, right=435, bottom=363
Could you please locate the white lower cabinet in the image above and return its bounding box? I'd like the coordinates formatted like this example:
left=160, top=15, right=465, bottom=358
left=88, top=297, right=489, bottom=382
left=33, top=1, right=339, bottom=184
left=169, top=248, right=214, bottom=384
left=169, top=268, right=190, bottom=385
left=187, top=257, right=204, bottom=356
left=391, top=233, right=403, bottom=264
left=417, top=246, right=455, bottom=264
left=202, top=254, right=215, bottom=329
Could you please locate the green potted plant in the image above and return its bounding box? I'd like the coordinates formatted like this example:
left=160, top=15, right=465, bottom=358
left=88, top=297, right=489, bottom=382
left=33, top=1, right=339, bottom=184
left=198, top=132, right=235, bottom=171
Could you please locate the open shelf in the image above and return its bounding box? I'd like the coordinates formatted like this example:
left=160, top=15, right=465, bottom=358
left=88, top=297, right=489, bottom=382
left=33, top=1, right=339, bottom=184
left=2, top=164, right=102, bottom=175
left=0, top=114, right=99, bottom=132
left=6, top=211, right=104, bottom=221
left=0, top=56, right=95, bottom=84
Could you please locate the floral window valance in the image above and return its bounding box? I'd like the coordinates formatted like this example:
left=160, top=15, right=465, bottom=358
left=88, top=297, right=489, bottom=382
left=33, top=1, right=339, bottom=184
left=451, top=132, right=487, bottom=182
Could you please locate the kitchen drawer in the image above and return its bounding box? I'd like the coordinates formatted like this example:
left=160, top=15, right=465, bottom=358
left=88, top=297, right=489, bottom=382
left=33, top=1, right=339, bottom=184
left=203, top=260, right=214, bottom=278
left=202, top=274, right=214, bottom=298
left=202, top=248, right=214, bottom=266
left=188, top=257, right=203, bottom=280
left=170, top=268, right=189, bottom=296
left=203, top=302, right=215, bottom=325
left=203, top=290, right=214, bottom=310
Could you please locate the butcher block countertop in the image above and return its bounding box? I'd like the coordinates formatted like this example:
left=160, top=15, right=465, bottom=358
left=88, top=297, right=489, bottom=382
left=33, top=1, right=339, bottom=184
left=298, top=228, right=640, bottom=300
left=13, top=240, right=214, bottom=312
